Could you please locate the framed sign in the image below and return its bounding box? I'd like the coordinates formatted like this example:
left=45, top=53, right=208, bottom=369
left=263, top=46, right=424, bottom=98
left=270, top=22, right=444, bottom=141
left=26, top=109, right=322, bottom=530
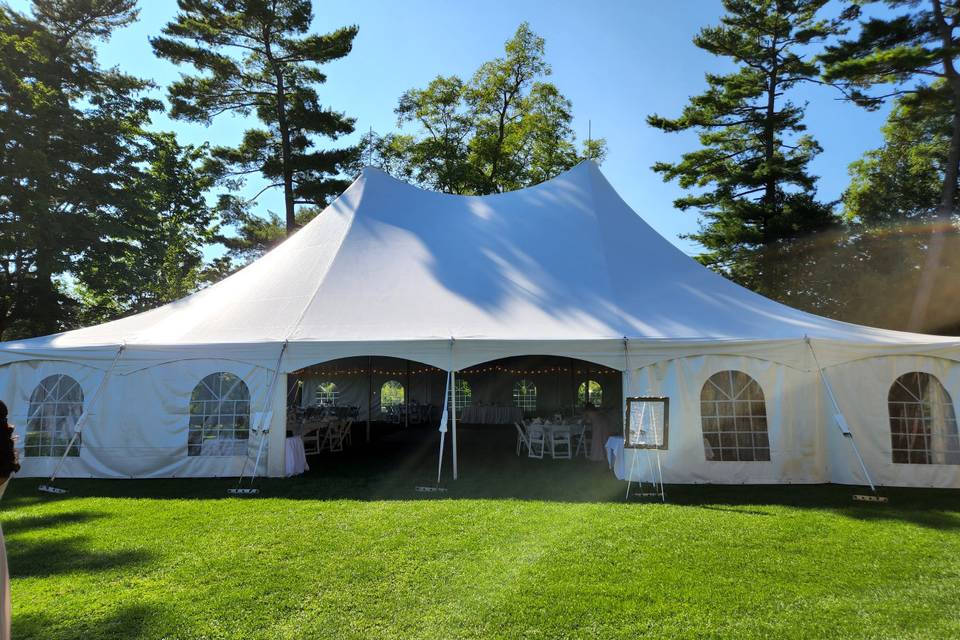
left=624, top=397, right=669, bottom=450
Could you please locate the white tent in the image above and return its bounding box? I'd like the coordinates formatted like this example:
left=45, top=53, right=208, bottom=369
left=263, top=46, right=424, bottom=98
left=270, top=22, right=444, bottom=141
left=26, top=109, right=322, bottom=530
left=1, top=161, right=959, bottom=485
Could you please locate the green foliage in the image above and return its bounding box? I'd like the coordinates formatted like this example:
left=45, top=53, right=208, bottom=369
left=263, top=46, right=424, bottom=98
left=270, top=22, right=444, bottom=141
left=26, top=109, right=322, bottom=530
left=151, top=0, right=359, bottom=234
left=822, top=0, right=960, bottom=332
left=821, top=1, right=958, bottom=108
left=802, top=85, right=960, bottom=335
left=0, top=0, right=158, bottom=340
left=72, top=133, right=221, bottom=324
left=363, top=23, right=606, bottom=195
left=845, top=82, right=955, bottom=224
left=647, top=0, right=841, bottom=296
left=217, top=205, right=321, bottom=268
left=821, top=0, right=960, bottom=220
left=380, top=380, right=405, bottom=408
left=576, top=380, right=602, bottom=408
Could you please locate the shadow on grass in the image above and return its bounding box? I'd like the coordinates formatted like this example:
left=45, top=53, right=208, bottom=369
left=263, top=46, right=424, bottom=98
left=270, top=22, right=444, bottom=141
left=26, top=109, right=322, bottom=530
left=2, top=511, right=108, bottom=536
left=15, top=603, right=157, bottom=640
left=4, top=425, right=959, bottom=529
left=9, top=535, right=152, bottom=579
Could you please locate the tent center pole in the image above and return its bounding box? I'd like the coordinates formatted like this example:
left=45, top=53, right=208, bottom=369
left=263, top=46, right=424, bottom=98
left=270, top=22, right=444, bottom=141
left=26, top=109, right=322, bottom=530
left=451, top=369, right=458, bottom=480
left=366, top=356, right=372, bottom=444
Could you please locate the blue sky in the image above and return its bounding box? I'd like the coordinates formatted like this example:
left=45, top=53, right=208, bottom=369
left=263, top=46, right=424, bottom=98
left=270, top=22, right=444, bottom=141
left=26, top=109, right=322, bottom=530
left=12, top=0, right=892, bottom=255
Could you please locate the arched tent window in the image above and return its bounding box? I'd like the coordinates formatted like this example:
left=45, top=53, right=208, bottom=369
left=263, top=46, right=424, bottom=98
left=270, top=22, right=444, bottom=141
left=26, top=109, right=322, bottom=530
left=453, top=378, right=472, bottom=411
left=700, top=370, right=770, bottom=462
left=25, top=374, right=84, bottom=457
left=889, top=372, right=960, bottom=465
left=577, top=380, right=603, bottom=408
left=513, top=379, right=537, bottom=414
left=380, top=380, right=405, bottom=409
left=315, top=382, right=339, bottom=407
left=188, top=373, right=250, bottom=457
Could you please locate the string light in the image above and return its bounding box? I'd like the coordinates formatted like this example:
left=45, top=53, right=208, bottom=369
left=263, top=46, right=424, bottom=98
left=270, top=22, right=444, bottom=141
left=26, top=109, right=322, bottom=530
left=294, top=364, right=616, bottom=377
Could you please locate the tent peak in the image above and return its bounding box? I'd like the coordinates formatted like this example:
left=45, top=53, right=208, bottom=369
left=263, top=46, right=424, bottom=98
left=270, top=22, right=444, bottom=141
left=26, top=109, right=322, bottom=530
left=354, top=160, right=599, bottom=200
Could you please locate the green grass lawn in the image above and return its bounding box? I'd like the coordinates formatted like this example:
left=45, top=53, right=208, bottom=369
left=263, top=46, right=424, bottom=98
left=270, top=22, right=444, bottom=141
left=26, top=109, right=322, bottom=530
left=4, top=424, right=960, bottom=639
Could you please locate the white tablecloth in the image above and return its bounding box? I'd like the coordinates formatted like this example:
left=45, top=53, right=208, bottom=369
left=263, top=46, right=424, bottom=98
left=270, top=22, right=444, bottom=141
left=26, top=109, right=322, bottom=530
left=459, top=405, right=524, bottom=424
left=605, top=436, right=625, bottom=479
left=285, top=436, right=309, bottom=477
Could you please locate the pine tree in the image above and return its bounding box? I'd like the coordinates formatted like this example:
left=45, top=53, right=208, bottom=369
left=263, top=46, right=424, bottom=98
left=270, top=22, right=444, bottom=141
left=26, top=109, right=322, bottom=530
left=0, top=0, right=157, bottom=339
left=845, top=83, right=954, bottom=224
left=821, top=0, right=960, bottom=330
left=831, top=84, right=960, bottom=334
left=151, top=0, right=359, bottom=235
left=647, top=0, right=843, bottom=296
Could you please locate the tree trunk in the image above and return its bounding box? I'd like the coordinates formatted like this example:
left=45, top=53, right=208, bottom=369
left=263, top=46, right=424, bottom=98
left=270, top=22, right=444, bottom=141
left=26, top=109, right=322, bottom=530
left=907, top=101, right=960, bottom=331
left=909, top=0, right=959, bottom=331
left=763, top=42, right=779, bottom=217
left=275, top=72, right=296, bottom=235
left=34, top=244, right=59, bottom=336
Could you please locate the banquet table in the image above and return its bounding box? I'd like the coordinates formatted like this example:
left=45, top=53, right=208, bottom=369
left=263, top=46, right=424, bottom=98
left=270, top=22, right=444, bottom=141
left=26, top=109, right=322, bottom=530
left=459, top=405, right=524, bottom=425
left=284, top=436, right=309, bottom=477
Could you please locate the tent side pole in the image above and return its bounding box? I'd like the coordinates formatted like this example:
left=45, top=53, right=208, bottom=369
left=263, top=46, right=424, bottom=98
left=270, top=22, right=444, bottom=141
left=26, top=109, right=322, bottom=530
left=236, top=340, right=287, bottom=487
left=366, top=356, right=372, bottom=444
left=405, top=360, right=410, bottom=429
left=805, top=337, right=877, bottom=493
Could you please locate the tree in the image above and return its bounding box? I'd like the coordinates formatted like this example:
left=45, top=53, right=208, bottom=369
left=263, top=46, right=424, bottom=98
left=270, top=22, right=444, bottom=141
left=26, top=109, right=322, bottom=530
left=647, top=0, right=843, bottom=297
left=364, top=23, right=606, bottom=195
left=216, top=205, right=321, bottom=266
left=845, top=83, right=954, bottom=224
left=830, top=85, right=960, bottom=334
left=73, top=133, right=221, bottom=324
left=821, top=0, right=960, bottom=329
left=0, top=0, right=157, bottom=340
left=151, top=0, right=359, bottom=235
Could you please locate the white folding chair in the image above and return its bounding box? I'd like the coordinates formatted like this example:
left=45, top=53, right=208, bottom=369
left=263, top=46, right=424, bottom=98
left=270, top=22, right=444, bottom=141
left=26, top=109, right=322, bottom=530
left=514, top=422, right=530, bottom=456
left=573, top=423, right=591, bottom=458
left=302, top=427, right=321, bottom=455
left=324, top=420, right=343, bottom=453
left=526, top=425, right=545, bottom=459
left=550, top=428, right=572, bottom=460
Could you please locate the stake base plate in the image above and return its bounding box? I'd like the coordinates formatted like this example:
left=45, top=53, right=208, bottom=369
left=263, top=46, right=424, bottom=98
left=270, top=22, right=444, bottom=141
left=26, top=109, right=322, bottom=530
left=38, top=485, right=68, bottom=494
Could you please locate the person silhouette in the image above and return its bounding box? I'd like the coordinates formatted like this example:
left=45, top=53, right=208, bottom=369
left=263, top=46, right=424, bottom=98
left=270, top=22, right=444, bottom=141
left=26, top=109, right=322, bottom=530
left=0, top=400, right=20, bottom=640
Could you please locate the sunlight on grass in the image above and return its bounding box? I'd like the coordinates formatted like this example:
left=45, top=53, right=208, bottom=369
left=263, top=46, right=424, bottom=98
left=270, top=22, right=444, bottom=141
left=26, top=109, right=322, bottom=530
left=3, top=474, right=959, bottom=639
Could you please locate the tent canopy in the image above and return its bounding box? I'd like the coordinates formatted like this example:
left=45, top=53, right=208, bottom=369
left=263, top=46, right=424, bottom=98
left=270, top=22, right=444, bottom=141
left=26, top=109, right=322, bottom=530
left=2, top=161, right=958, bottom=371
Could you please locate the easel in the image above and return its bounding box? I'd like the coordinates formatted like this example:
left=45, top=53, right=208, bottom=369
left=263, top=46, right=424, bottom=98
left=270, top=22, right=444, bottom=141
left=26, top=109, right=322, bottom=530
left=624, top=397, right=668, bottom=502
